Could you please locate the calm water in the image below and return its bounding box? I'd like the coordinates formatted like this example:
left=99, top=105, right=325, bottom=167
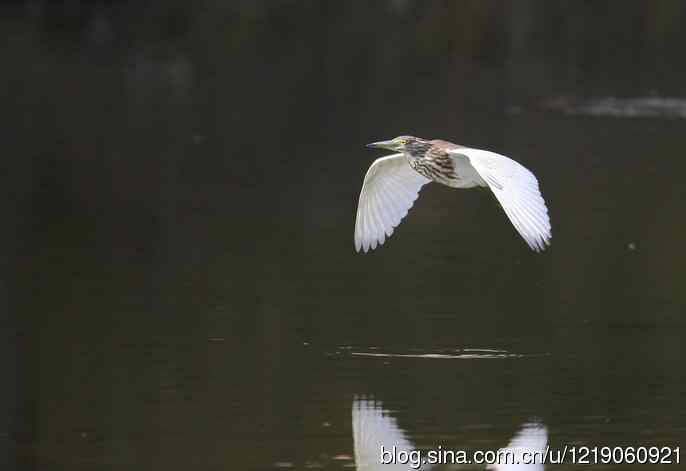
left=2, top=2, right=686, bottom=470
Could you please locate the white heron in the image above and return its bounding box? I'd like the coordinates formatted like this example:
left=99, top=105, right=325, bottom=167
left=355, top=136, right=551, bottom=253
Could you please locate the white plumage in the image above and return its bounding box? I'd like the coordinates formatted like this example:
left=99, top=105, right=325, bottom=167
left=354, top=154, right=430, bottom=253
left=351, top=396, right=547, bottom=471
left=354, top=143, right=551, bottom=253
left=352, top=397, right=428, bottom=471
left=455, top=148, right=551, bottom=252
left=487, top=422, right=548, bottom=471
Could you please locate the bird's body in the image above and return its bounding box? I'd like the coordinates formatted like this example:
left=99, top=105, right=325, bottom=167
left=407, top=139, right=482, bottom=188
left=355, top=136, right=551, bottom=253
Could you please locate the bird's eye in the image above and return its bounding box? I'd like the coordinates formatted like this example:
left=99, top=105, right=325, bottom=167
left=398, top=138, right=408, bottom=145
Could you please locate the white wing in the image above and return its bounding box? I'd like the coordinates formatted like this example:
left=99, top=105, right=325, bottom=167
left=454, top=148, right=551, bottom=252
left=355, top=154, right=430, bottom=253
left=352, top=397, right=424, bottom=471
left=488, top=422, right=548, bottom=471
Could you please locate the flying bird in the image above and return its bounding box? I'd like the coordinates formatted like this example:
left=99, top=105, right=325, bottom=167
left=354, top=136, right=551, bottom=253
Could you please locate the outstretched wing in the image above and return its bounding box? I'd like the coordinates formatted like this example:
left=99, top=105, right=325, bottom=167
left=355, top=154, right=431, bottom=253
left=453, top=148, right=551, bottom=252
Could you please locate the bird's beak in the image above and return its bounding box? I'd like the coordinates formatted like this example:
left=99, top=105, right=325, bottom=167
left=366, top=140, right=395, bottom=151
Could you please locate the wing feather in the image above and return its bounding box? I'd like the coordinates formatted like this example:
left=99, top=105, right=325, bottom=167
left=355, top=154, right=430, bottom=253
left=374, top=189, right=394, bottom=233
left=453, top=148, right=551, bottom=252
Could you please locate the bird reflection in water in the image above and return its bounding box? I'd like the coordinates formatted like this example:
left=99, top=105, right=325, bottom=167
left=487, top=422, right=548, bottom=471
left=353, top=397, right=423, bottom=471
left=352, top=396, right=547, bottom=470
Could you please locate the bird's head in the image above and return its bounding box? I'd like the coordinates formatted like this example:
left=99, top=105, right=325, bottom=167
left=366, top=135, right=428, bottom=154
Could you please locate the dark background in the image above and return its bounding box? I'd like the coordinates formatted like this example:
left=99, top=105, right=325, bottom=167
left=1, top=1, right=685, bottom=470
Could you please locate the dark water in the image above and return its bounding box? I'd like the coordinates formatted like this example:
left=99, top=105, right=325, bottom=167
left=1, top=2, right=686, bottom=470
